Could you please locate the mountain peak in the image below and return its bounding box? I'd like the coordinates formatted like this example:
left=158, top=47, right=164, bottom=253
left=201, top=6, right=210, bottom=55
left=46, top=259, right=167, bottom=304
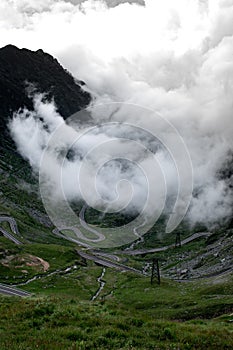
left=0, top=44, right=91, bottom=148
left=0, top=44, right=18, bottom=50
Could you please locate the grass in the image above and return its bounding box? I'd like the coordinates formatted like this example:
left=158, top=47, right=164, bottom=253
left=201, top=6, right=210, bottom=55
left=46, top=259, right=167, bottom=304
left=0, top=280, right=232, bottom=349
left=0, top=238, right=78, bottom=284
left=0, top=156, right=233, bottom=349
left=0, top=234, right=233, bottom=349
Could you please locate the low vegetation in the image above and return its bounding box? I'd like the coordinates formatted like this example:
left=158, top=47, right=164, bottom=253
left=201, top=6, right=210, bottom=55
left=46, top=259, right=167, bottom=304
left=0, top=237, right=233, bottom=349
left=0, top=159, right=233, bottom=349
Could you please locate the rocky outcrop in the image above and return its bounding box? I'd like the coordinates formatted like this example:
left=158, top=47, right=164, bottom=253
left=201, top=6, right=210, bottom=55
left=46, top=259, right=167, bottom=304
left=0, top=44, right=91, bottom=148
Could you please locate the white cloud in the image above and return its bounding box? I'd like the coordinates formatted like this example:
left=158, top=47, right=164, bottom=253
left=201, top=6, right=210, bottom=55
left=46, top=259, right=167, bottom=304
left=5, top=0, right=233, bottom=227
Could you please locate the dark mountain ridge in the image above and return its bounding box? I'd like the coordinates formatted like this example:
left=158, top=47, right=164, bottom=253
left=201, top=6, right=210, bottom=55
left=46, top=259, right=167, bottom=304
left=0, top=44, right=91, bottom=148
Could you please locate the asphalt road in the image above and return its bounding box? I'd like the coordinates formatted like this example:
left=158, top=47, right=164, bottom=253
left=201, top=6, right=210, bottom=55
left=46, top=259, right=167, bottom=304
left=0, top=283, right=31, bottom=297
left=77, top=250, right=145, bottom=275
left=54, top=206, right=213, bottom=262
left=122, top=232, right=212, bottom=256
left=0, top=216, right=20, bottom=235
left=52, top=204, right=105, bottom=245
left=0, top=216, right=22, bottom=245
left=79, top=205, right=105, bottom=242
left=0, top=227, right=22, bottom=245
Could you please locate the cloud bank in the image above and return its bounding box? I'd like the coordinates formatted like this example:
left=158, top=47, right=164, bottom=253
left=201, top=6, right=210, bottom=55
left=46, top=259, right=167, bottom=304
left=4, top=0, right=233, bottom=229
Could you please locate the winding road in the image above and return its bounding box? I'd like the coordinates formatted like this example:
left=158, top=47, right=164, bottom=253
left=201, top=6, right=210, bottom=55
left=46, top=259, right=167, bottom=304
left=77, top=249, right=145, bottom=275
left=0, top=210, right=230, bottom=299
left=0, top=216, right=22, bottom=245
left=51, top=204, right=105, bottom=246
left=79, top=205, right=105, bottom=242
left=75, top=206, right=212, bottom=258
left=0, top=283, right=31, bottom=297
left=0, top=216, right=30, bottom=296
left=122, top=231, right=212, bottom=256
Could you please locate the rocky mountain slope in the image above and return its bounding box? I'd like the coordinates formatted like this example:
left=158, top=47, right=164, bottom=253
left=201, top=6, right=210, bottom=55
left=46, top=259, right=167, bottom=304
left=0, top=44, right=92, bottom=244
left=0, top=44, right=91, bottom=148
left=0, top=44, right=232, bottom=267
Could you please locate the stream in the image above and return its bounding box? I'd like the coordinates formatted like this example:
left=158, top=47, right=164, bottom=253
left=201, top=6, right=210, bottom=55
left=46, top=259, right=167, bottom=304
left=125, top=235, right=144, bottom=251
left=12, top=265, right=77, bottom=287
left=91, top=267, right=106, bottom=301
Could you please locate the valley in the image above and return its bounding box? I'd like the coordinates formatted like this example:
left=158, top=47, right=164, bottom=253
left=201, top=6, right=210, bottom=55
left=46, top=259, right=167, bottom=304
left=0, top=196, right=233, bottom=349
left=0, top=43, right=232, bottom=349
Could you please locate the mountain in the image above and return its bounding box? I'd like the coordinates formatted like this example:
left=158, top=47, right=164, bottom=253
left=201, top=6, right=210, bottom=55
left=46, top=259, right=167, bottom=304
left=0, top=44, right=91, bottom=148
left=0, top=44, right=92, bottom=239
left=0, top=44, right=232, bottom=349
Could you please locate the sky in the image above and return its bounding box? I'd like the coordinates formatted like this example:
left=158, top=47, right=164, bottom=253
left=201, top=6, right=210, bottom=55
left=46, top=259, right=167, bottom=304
left=2, top=0, right=233, bottom=235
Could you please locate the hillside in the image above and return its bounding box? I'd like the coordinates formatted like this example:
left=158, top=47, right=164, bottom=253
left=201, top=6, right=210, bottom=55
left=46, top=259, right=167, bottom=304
left=0, top=44, right=92, bottom=245
left=0, top=44, right=91, bottom=149
left=0, top=44, right=232, bottom=350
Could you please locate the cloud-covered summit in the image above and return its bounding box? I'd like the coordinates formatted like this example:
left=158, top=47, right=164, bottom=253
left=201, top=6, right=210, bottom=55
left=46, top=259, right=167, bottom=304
left=0, top=44, right=91, bottom=148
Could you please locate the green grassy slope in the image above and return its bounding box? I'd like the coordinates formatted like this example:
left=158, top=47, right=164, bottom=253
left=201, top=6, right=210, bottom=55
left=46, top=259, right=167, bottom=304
left=0, top=237, right=233, bottom=349
left=0, top=274, right=232, bottom=349
left=0, top=146, right=233, bottom=349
